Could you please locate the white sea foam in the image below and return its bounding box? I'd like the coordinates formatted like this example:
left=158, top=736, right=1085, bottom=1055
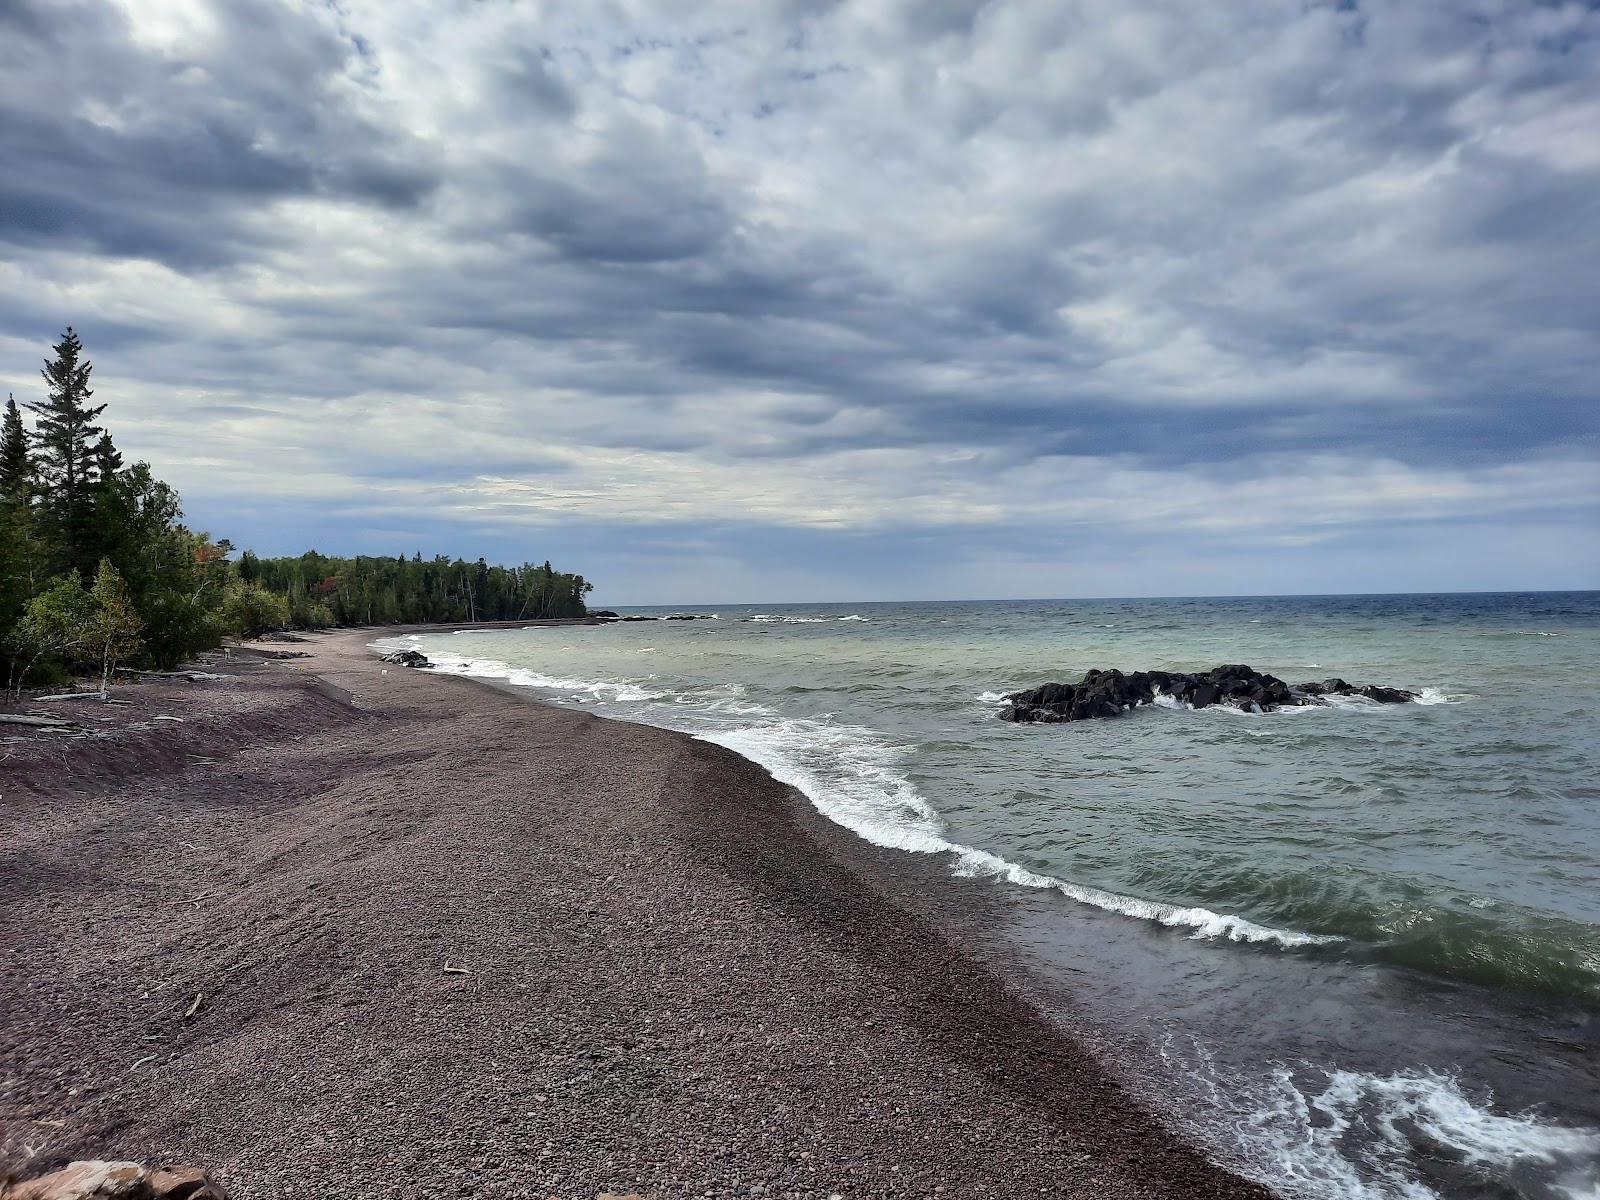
left=697, top=718, right=950, bottom=854
left=1152, top=1035, right=1600, bottom=1200
left=741, top=613, right=869, bottom=623
left=416, top=650, right=666, bottom=703
left=1238, top=1064, right=1600, bottom=1200
left=975, top=690, right=1009, bottom=703
left=1153, top=687, right=1463, bottom=715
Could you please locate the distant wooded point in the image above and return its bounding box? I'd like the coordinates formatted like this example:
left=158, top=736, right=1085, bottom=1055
left=1, top=329, right=591, bottom=696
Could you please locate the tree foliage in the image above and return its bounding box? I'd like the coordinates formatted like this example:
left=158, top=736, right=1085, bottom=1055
left=0, top=329, right=593, bottom=693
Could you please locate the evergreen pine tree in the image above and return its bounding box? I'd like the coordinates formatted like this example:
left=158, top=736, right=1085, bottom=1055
left=27, top=328, right=107, bottom=577
left=1, top=393, right=29, bottom=507
left=0, top=394, right=40, bottom=642
left=93, top=431, right=123, bottom=478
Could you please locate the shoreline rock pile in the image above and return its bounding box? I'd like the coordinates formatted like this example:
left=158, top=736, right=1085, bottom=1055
left=380, top=648, right=432, bottom=669
left=999, top=664, right=1417, bottom=723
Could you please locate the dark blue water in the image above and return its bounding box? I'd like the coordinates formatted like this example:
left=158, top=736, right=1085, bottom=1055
left=389, top=592, right=1600, bottom=1200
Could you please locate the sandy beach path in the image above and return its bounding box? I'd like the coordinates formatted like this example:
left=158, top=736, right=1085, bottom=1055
left=1, top=628, right=1270, bottom=1200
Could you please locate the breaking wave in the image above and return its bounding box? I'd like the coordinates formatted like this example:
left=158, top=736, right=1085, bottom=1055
left=377, top=641, right=666, bottom=704
left=742, top=613, right=871, bottom=623
left=1158, top=1037, right=1600, bottom=1200
left=693, top=716, right=1331, bottom=950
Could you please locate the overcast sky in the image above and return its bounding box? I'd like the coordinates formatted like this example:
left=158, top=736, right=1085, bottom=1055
left=2, top=0, right=1596, bottom=604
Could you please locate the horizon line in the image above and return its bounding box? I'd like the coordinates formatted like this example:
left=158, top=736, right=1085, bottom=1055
left=595, top=587, right=1600, bottom=608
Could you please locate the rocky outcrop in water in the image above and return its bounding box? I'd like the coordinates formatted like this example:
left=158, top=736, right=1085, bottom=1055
left=606, top=614, right=715, bottom=622
left=998, top=665, right=1417, bottom=723
left=380, top=649, right=432, bottom=668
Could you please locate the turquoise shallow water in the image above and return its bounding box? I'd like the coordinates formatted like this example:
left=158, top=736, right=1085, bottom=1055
left=389, top=592, right=1600, bottom=1200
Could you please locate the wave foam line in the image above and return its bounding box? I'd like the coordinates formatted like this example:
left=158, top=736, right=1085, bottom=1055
left=952, top=848, right=1339, bottom=948
left=1153, top=687, right=1466, bottom=714
left=1157, top=1035, right=1600, bottom=1200
left=1248, top=1064, right=1600, bottom=1200
left=402, top=646, right=665, bottom=703
left=698, top=719, right=1334, bottom=951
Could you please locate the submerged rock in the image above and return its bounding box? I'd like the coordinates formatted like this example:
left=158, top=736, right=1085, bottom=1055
left=998, top=664, right=1417, bottom=723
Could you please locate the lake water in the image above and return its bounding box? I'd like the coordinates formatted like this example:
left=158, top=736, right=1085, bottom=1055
left=384, top=592, right=1600, bottom=1200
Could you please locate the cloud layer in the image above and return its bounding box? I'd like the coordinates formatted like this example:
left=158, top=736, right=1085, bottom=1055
left=2, top=0, right=1596, bottom=601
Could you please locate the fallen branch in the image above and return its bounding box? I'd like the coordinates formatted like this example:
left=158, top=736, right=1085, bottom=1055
left=442, top=963, right=471, bottom=975
left=130, top=1053, right=158, bottom=1070
left=0, top=714, right=79, bottom=729
left=36, top=691, right=107, bottom=702
left=116, top=668, right=228, bottom=681
left=183, top=993, right=204, bottom=1019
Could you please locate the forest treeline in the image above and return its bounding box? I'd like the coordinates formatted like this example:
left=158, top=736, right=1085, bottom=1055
left=239, top=552, right=593, bottom=630
left=1, top=329, right=591, bottom=695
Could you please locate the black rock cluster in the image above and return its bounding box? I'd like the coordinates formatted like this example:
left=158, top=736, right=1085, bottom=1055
left=594, top=614, right=716, bottom=623
left=380, top=649, right=433, bottom=669
left=999, top=664, right=1417, bottom=723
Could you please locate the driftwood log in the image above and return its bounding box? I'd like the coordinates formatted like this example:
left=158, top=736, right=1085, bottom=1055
left=116, top=668, right=228, bottom=681
left=0, top=713, right=80, bottom=729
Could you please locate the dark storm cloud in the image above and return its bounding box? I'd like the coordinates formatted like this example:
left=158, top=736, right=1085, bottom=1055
left=0, top=0, right=435, bottom=268
left=0, top=0, right=1596, bottom=599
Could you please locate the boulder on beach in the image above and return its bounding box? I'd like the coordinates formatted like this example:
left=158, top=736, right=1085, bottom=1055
left=15, top=1160, right=228, bottom=1199
left=379, top=649, right=432, bottom=669
left=998, top=664, right=1417, bottom=723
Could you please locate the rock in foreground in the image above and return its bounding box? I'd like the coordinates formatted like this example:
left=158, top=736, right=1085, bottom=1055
left=11, top=1160, right=227, bottom=1199
left=999, top=664, right=1417, bottom=723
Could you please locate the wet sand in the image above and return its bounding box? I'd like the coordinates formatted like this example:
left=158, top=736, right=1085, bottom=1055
left=1, top=627, right=1271, bottom=1199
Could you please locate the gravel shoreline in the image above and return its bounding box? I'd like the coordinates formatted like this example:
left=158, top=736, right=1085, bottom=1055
left=2, top=627, right=1272, bottom=1199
